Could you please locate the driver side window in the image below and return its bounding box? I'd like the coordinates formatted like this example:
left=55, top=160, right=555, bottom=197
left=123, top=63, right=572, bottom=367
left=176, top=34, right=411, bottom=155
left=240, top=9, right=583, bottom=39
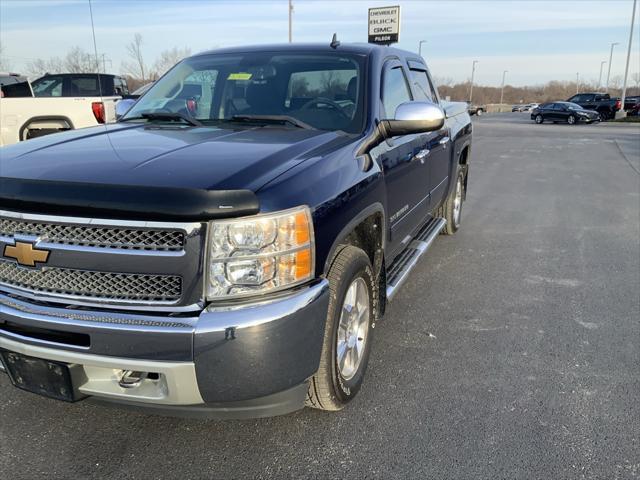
left=382, top=65, right=412, bottom=118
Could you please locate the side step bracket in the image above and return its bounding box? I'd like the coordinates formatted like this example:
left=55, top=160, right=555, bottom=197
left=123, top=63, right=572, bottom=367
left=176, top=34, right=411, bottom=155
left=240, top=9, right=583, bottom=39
left=385, top=217, right=446, bottom=302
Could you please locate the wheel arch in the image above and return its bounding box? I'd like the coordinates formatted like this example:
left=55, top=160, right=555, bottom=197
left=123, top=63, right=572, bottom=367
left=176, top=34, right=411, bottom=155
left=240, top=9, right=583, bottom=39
left=323, top=203, right=386, bottom=317
left=323, top=203, right=385, bottom=276
left=19, top=115, right=75, bottom=141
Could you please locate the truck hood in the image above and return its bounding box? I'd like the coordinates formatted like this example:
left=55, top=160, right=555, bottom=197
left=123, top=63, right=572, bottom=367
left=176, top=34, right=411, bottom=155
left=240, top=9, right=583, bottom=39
left=0, top=122, right=351, bottom=192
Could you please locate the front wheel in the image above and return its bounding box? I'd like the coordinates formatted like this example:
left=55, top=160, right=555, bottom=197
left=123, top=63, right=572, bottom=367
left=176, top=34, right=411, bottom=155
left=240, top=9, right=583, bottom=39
left=535, top=114, right=544, bottom=124
left=476, top=109, right=483, bottom=116
left=306, top=246, right=376, bottom=411
left=567, top=115, right=577, bottom=125
left=437, top=168, right=465, bottom=235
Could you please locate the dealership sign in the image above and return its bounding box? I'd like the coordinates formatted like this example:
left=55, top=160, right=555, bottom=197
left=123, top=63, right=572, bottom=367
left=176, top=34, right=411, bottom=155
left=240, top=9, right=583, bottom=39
left=368, top=5, right=400, bottom=45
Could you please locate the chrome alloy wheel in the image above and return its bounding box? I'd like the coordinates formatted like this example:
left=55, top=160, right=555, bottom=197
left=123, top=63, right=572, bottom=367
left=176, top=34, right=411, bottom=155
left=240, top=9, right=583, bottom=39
left=336, top=277, right=370, bottom=381
left=453, top=176, right=463, bottom=227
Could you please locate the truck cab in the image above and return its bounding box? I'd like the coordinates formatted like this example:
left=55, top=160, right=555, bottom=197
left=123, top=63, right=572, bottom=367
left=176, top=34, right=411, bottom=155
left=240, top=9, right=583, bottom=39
left=0, top=43, right=471, bottom=418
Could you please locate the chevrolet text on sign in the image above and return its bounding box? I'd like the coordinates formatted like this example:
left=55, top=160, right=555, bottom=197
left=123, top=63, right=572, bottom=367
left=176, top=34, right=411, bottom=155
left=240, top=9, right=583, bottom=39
left=368, top=5, right=400, bottom=45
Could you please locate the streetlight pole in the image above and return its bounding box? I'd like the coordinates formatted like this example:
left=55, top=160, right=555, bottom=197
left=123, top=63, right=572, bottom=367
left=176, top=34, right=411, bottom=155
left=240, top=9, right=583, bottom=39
left=606, top=42, right=619, bottom=90
left=598, top=61, right=607, bottom=89
left=469, top=60, right=478, bottom=103
left=419, top=40, right=427, bottom=57
left=576, top=72, right=580, bottom=94
left=500, top=70, right=508, bottom=105
left=288, top=0, right=293, bottom=43
left=617, top=0, right=637, bottom=118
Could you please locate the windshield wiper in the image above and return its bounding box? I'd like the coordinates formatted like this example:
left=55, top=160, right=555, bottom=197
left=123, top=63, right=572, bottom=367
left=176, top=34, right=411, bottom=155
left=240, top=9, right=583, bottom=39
left=229, top=115, right=315, bottom=130
left=122, top=112, right=203, bottom=127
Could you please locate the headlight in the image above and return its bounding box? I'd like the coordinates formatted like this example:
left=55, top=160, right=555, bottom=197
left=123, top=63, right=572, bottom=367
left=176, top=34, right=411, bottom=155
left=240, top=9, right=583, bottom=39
left=206, top=206, right=314, bottom=300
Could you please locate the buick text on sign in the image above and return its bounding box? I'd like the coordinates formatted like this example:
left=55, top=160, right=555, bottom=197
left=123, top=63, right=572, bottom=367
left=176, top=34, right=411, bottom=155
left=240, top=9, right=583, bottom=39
left=368, top=5, right=400, bottom=45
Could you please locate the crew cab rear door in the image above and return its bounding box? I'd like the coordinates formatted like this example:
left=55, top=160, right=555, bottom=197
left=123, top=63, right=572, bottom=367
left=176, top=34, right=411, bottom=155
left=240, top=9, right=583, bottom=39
left=407, top=61, right=451, bottom=208
left=374, top=60, right=431, bottom=258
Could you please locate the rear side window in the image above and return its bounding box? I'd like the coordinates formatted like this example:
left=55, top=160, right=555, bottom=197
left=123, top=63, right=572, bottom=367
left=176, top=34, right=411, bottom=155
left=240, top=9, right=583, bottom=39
left=409, top=69, right=433, bottom=102
left=571, top=94, right=594, bottom=103
left=382, top=66, right=412, bottom=118
left=70, top=77, right=100, bottom=96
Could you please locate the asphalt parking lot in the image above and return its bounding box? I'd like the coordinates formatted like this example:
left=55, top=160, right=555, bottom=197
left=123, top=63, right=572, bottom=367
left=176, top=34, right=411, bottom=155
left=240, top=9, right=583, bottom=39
left=1, top=114, right=638, bottom=480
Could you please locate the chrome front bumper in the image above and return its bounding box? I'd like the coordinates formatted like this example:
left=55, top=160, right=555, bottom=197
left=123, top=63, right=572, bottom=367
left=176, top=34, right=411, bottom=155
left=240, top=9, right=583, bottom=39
left=0, top=279, right=330, bottom=417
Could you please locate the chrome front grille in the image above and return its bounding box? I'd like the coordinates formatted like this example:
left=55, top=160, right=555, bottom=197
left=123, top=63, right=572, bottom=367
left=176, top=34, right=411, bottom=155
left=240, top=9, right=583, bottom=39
left=0, top=218, right=185, bottom=251
left=0, top=210, right=204, bottom=310
left=0, top=260, right=182, bottom=302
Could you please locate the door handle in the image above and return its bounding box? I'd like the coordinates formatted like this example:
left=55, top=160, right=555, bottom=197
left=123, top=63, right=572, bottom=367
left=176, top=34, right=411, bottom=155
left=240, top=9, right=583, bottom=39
left=439, top=136, right=450, bottom=147
left=413, top=149, right=430, bottom=163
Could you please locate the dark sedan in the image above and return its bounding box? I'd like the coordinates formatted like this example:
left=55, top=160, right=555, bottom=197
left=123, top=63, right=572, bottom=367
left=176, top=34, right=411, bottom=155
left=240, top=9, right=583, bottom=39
left=531, top=102, right=600, bottom=125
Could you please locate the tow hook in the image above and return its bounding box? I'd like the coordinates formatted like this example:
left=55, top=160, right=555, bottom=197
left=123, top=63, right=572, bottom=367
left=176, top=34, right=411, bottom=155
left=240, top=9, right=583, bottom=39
left=118, top=370, right=148, bottom=389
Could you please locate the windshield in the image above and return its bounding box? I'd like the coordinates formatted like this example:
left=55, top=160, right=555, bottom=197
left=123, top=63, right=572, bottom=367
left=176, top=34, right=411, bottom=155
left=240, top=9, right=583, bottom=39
left=123, top=52, right=366, bottom=133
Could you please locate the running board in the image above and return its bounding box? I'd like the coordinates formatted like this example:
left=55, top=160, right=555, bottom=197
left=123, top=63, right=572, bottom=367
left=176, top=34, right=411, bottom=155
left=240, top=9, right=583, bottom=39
left=386, top=217, right=446, bottom=302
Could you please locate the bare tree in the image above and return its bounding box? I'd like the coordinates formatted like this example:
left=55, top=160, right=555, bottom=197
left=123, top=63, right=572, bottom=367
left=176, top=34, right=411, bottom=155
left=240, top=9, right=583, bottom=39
left=122, top=33, right=147, bottom=82
left=64, top=47, right=97, bottom=73
left=433, top=76, right=454, bottom=87
left=154, top=47, right=191, bottom=76
left=26, top=57, right=63, bottom=78
left=632, top=72, right=640, bottom=89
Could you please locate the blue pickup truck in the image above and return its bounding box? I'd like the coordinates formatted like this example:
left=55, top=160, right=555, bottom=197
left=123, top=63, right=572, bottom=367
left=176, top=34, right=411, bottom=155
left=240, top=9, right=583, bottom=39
left=0, top=42, right=472, bottom=418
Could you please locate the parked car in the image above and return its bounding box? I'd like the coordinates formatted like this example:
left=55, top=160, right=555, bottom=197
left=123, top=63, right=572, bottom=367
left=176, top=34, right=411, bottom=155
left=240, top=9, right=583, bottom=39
left=0, top=42, right=472, bottom=418
left=467, top=102, right=485, bottom=115
left=513, top=103, right=538, bottom=112
left=0, top=92, right=120, bottom=146
left=566, top=92, right=620, bottom=120
left=31, top=73, right=130, bottom=97
left=622, top=95, right=640, bottom=115
left=0, top=72, right=33, bottom=97
left=531, top=101, right=600, bottom=124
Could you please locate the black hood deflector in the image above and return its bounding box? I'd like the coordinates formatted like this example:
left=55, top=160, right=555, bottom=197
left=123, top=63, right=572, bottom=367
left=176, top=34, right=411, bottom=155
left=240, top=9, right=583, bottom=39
left=0, top=177, right=260, bottom=221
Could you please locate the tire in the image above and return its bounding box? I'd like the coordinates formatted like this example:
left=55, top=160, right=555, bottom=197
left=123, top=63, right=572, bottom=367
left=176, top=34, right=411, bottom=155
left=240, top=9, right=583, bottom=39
left=437, top=167, right=465, bottom=235
left=306, top=246, right=376, bottom=411
left=476, top=109, right=483, bottom=116
left=535, top=114, right=544, bottom=124
left=567, top=115, right=576, bottom=125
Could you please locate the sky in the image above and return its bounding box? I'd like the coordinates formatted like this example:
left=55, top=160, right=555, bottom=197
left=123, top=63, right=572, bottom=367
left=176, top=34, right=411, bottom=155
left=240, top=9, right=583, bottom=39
left=1, top=0, right=639, bottom=87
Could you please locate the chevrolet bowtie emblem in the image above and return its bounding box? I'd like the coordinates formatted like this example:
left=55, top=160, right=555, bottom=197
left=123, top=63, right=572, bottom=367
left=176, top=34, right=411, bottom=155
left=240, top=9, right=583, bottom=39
left=3, top=242, right=50, bottom=267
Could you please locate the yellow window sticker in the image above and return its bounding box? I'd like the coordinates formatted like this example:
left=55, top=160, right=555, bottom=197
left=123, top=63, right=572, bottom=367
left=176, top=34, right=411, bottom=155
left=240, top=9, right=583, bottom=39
left=227, top=73, right=252, bottom=80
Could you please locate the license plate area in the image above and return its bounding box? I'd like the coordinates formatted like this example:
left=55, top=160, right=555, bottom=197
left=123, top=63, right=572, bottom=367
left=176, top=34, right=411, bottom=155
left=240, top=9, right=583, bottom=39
left=0, top=350, right=85, bottom=402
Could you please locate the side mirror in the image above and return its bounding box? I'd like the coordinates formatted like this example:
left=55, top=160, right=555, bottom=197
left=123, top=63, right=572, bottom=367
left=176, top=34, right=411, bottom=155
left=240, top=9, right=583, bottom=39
left=115, top=98, right=137, bottom=120
left=380, top=101, right=445, bottom=138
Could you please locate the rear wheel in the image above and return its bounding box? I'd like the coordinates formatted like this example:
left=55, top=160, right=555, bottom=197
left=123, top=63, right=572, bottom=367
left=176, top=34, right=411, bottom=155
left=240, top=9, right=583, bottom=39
left=567, top=115, right=576, bottom=125
left=535, top=114, right=544, bottom=124
left=476, top=109, right=483, bottom=116
left=437, top=168, right=465, bottom=235
left=306, top=246, right=375, bottom=411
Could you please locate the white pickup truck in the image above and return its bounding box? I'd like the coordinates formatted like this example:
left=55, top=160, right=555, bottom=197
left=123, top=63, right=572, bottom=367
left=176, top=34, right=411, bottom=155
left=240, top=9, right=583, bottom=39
left=0, top=74, right=119, bottom=147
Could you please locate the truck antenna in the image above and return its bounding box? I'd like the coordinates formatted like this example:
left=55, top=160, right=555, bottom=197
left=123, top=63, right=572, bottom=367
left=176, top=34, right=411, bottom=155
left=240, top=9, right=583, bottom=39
left=330, top=33, right=340, bottom=49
